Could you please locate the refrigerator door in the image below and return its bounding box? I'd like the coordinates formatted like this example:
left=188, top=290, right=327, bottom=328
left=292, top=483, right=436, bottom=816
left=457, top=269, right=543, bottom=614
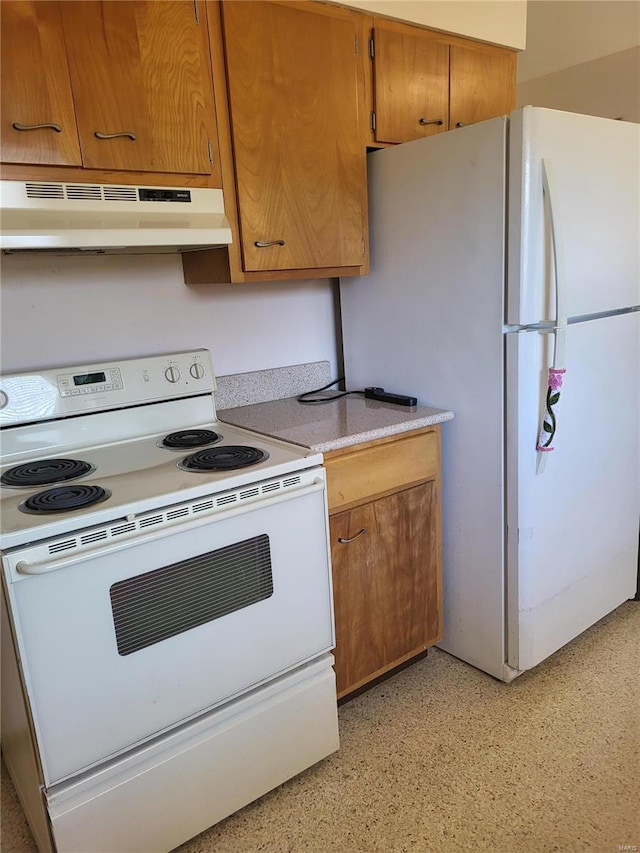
left=508, top=108, right=640, bottom=325
left=506, top=311, right=639, bottom=672
left=341, top=117, right=512, bottom=680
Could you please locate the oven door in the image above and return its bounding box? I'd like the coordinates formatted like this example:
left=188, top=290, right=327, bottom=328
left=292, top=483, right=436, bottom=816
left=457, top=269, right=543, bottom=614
left=2, top=473, right=334, bottom=786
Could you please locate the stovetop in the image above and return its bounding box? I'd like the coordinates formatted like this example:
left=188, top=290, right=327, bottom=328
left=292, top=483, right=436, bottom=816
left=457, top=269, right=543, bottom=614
left=0, top=350, right=321, bottom=550
left=0, top=419, right=321, bottom=550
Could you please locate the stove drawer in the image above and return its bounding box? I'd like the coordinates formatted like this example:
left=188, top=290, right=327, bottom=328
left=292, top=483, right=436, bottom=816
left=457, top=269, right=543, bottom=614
left=47, top=656, right=338, bottom=853
left=3, top=478, right=334, bottom=786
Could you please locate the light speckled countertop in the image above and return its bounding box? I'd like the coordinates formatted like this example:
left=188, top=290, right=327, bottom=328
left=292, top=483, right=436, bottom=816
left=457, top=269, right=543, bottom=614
left=219, top=395, right=453, bottom=453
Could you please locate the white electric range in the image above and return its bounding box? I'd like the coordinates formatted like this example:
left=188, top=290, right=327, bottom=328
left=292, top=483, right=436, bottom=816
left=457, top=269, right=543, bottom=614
left=0, top=349, right=338, bottom=853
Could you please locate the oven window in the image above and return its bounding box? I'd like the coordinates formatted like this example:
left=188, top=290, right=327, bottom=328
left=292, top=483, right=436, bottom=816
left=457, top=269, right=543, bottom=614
left=109, top=534, right=273, bottom=656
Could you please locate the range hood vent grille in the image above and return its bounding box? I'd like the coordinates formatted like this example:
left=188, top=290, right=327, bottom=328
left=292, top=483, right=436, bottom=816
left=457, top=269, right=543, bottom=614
left=103, top=186, right=139, bottom=202
left=25, top=182, right=64, bottom=199
left=65, top=184, right=101, bottom=200
left=26, top=182, right=140, bottom=202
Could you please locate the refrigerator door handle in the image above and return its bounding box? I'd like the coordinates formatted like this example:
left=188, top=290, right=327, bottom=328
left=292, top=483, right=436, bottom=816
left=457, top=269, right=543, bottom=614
left=541, top=159, right=568, bottom=328
left=536, top=161, right=569, bottom=474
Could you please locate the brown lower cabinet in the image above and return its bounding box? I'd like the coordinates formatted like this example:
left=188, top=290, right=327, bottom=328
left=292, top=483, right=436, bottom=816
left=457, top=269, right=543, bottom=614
left=324, top=427, right=443, bottom=699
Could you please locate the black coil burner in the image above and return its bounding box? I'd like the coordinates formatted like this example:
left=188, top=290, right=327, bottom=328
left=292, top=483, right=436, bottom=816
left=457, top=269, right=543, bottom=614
left=20, top=485, right=111, bottom=515
left=180, top=445, right=268, bottom=472
left=1, top=458, right=93, bottom=488
left=161, top=429, right=221, bottom=449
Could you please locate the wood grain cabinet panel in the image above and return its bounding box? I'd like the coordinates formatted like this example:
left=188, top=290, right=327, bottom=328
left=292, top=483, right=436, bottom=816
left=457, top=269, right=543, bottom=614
left=220, top=0, right=367, bottom=272
left=449, top=44, right=517, bottom=130
left=330, top=482, right=440, bottom=698
left=0, top=1, right=82, bottom=166
left=325, top=427, right=443, bottom=699
left=368, top=17, right=517, bottom=146
left=372, top=22, right=449, bottom=144
left=326, top=431, right=438, bottom=514
left=1, top=0, right=221, bottom=186
left=60, top=1, right=216, bottom=175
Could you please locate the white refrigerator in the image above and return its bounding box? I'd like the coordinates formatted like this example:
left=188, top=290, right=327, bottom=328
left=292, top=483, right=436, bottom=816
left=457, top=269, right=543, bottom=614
left=340, top=107, right=640, bottom=681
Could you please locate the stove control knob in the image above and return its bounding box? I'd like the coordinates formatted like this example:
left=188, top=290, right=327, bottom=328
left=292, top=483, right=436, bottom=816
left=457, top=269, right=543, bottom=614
left=0, top=390, right=7, bottom=409
left=164, top=366, right=181, bottom=383
left=189, top=363, right=205, bottom=380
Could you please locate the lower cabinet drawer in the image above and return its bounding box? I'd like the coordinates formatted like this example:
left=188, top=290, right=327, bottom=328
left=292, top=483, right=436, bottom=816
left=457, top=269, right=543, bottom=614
left=324, top=429, right=438, bottom=514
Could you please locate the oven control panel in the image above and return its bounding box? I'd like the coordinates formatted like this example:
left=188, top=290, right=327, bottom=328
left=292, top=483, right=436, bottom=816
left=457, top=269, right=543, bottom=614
left=57, top=367, right=124, bottom=398
left=0, top=349, right=216, bottom=426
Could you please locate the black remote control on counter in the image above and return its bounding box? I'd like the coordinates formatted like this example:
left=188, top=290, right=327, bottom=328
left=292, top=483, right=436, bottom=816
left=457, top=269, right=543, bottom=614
left=364, top=386, right=417, bottom=407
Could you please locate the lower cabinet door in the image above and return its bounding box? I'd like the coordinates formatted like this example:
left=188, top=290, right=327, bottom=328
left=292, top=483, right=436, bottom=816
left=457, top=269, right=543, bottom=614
left=330, top=483, right=440, bottom=697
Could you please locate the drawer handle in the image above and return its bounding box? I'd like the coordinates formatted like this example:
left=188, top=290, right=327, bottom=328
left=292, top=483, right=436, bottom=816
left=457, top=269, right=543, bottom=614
left=419, top=118, right=443, bottom=126
left=95, top=130, right=137, bottom=141
left=254, top=240, right=285, bottom=248
left=12, top=121, right=62, bottom=133
left=338, top=528, right=366, bottom=544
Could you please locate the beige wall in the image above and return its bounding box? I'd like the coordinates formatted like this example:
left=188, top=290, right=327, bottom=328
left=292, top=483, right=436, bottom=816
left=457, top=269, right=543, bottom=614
left=518, top=0, right=640, bottom=82
left=517, top=46, right=640, bottom=123
left=0, top=255, right=339, bottom=377
left=334, top=0, right=527, bottom=48
left=516, top=1, right=640, bottom=122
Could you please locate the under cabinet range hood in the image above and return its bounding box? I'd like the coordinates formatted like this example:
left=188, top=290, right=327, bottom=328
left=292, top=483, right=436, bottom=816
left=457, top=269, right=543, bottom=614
left=0, top=180, right=232, bottom=254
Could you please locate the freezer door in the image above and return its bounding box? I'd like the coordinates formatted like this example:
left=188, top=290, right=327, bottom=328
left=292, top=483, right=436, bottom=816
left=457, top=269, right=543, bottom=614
left=508, top=108, right=640, bottom=325
left=505, top=311, right=639, bottom=672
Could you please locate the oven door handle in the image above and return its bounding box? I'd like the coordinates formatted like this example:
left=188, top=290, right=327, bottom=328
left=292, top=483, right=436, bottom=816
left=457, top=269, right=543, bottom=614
left=11, top=476, right=327, bottom=577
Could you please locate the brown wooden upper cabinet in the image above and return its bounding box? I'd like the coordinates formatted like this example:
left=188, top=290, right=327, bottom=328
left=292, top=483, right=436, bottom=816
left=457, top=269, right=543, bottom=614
left=1, top=1, right=221, bottom=185
left=369, top=18, right=517, bottom=146
left=196, top=0, right=367, bottom=278
left=449, top=44, right=517, bottom=130
left=371, top=20, right=450, bottom=144
left=0, top=1, right=81, bottom=167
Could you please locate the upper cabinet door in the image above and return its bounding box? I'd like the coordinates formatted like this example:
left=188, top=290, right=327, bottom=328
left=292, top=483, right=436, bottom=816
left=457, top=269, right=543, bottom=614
left=1, top=2, right=82, bottom=166
left=60, top=1, right=216, bottom=174
left=449, top=45, right=516, bottom=130
left=221, top=1, right=365, bottom=272
left=372, top=22, right=449, bottom=145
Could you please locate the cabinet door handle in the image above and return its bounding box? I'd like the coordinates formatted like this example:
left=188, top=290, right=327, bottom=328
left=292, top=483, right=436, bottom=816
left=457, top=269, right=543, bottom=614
left=12, top=121, right=62, bottom=133
left=338, top=528, right=366, bottom=544
left=456, top=122, right=466, bottom=128
left=94, top=131, right=137, bottom=141
left=419, top=118, right=443, bottom=126
left=254, top=240, right=285, bottom=248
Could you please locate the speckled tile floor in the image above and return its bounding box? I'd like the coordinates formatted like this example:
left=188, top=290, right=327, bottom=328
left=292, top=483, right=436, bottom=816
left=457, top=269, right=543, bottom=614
left=2, top=602, right=639, bottom=853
